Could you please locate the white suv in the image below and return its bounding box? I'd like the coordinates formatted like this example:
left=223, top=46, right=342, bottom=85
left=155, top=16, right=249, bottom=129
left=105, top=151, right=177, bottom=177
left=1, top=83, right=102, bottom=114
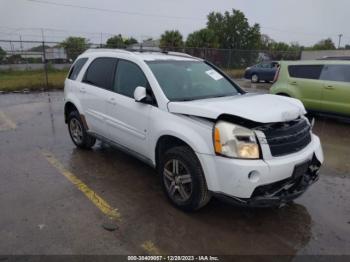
left=64, top=49, right=324, bottom=211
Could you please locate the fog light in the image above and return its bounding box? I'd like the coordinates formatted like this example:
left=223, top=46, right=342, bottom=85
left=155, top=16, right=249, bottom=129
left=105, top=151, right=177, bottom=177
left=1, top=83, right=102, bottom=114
left=248, top=171, right=260, bottom=183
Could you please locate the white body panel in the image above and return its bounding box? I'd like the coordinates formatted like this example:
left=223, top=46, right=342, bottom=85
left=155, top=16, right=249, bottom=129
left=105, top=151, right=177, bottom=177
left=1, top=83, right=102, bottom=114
left=168, top=94, right=307, bottom=123
left=105, top=92, right=151, bottom=157
left=64, top=49, right=324, bottom=200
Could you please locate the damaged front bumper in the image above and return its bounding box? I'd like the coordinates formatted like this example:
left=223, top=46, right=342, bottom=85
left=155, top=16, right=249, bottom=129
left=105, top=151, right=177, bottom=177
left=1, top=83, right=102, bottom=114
left=215, top=155, right=321, bottom=208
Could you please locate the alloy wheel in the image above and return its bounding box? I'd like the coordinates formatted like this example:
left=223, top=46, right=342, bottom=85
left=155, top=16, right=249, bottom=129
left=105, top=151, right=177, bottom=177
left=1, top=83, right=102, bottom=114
left=163, top=159, right=193, bottom=203
left=69, top=118, right=83, bottom=144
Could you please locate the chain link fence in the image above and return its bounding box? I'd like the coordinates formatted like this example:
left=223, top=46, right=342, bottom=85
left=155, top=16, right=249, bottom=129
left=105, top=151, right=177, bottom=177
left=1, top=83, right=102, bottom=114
left=0, top=39, right=301, bottom=92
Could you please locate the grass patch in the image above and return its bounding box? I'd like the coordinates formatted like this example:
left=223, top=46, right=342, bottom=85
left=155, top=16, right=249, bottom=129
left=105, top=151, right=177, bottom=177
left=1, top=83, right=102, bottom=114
left=223, top=68, right=245, bottom=79
left=0, top=69, right=68, bottom=92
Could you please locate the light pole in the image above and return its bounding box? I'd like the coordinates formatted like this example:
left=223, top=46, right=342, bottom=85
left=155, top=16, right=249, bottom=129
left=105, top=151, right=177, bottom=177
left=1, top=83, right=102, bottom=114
left=338, top=34, right=343, bottom=49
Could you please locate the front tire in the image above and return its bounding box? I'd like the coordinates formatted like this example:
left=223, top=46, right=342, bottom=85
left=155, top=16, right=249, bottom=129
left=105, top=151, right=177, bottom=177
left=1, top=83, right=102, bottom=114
left=159, top=146, right=211, bottom=211
left=67, top=110, right=96, bottom=149
left=251, top=74, right=259, bottom=83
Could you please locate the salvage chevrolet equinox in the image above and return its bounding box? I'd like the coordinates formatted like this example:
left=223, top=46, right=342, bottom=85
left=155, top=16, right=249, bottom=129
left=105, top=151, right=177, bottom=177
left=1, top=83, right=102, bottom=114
left=64, top=49, right=324, bottom=211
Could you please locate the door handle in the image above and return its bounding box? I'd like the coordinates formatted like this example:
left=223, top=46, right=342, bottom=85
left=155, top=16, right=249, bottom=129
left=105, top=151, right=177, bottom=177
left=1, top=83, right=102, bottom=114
left=289, top=81, right=297, bottom=86
left=324, top=84, right=334, bottom=90
left=79, top=87, right=86, bottom=93
left=107, top=98, right=117, bottom=105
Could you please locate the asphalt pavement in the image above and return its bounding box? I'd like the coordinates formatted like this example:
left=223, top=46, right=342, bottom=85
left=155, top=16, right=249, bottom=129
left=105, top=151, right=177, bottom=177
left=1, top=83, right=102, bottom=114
left=0, top=82, right=349, bottom=256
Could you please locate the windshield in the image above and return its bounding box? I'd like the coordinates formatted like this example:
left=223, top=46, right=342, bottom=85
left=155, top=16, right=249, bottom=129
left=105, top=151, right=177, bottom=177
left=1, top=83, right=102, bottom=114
left=146, top=60, right=240, bottom=101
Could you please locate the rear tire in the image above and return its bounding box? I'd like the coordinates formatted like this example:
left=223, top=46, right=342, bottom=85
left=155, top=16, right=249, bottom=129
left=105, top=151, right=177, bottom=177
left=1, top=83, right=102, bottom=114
left=159, top=146, right=211, bottom=211
left=67, top=110, right=96, bottom=149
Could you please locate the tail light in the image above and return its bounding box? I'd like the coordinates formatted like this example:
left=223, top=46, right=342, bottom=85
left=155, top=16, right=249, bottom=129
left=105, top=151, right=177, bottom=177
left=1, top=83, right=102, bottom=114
left=273, top=66, right=280, bottom=83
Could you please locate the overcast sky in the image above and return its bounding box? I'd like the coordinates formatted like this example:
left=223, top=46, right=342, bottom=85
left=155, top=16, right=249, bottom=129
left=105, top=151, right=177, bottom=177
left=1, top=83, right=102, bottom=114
left=1, top=0, right=349, bottom=47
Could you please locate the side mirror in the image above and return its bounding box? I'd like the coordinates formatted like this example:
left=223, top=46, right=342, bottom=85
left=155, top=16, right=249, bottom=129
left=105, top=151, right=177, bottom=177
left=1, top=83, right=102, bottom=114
left=134, top=86, right=147, bottom=102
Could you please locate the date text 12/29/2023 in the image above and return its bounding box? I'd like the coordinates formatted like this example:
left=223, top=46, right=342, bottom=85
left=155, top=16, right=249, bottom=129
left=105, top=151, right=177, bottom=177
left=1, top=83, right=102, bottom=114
left=127, top=256, right=219, bottom=261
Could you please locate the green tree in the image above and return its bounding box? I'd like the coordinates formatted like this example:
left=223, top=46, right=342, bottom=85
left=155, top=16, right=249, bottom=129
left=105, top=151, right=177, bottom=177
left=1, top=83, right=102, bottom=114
left=106, top=35, right=138, bottom=48
left=207, top=9, right=261, bottom=49
left=29, top=45, right=50, bottom=52
left=8, top=54, right=21, bottom=64
left=259, top=34, right=275, bottom=50
left=60, top=37, right=89, bottom=60
left=160, top=30, right=184, bottom=48
left=0, top=46, right=6, bottom=61
left=186, top=28, right=218, bottom=48
left=124, top=37, right=138, bottom=46
left=312, top=38, right=336, bottom=50
left=345, top=44, right=350, bottom=50
left=270, top=42, right=291, bottom=51
left=106, top=34, right=125, bottom=48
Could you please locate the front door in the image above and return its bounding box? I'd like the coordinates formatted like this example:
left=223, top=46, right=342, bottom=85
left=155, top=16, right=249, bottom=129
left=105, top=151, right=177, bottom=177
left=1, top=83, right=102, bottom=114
left=105, top=59, right=151, bottom=157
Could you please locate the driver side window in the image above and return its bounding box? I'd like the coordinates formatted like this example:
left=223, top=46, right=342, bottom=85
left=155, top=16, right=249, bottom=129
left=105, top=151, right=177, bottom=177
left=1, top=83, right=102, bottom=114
left=113, top=60, right=149, bottom=98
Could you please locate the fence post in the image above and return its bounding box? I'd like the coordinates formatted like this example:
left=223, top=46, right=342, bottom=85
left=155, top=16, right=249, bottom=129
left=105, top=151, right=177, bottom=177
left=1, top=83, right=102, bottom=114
left=42, top=41, right=49, bottom=88
left=227, top=49, right=232, bottom=69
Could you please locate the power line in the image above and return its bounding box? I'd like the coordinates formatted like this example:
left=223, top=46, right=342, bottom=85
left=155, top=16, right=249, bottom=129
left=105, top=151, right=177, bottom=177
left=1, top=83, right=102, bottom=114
left=26, top=0, right=204, bottom=21
left=25, top=0, right=348, bottom=40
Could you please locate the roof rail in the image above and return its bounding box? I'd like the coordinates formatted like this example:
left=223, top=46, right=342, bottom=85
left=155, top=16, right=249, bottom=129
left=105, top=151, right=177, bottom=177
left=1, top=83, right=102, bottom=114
left=84, top=48, right=133, bottom=55
left=166, top=51, right=195, bottom=59
left=83, top=48, right=201, bottom=60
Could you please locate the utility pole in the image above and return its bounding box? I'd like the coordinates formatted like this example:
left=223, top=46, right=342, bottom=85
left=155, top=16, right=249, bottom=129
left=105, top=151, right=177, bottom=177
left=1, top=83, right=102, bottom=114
left=19, top=34, right=28, bottom=68
left=19, top=35, right=23, bottom=52
left=41, top=28, right=49, bottom=88
left=100, top=32, right=103, bottom=48
left=41, top=28, right=45, bottom=42
left=338, top=34, right=343, bottom=49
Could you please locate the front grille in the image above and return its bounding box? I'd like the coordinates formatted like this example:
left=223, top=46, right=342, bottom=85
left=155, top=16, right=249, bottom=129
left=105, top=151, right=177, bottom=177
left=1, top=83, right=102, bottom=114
left=257, top=118, right=311, bottom=157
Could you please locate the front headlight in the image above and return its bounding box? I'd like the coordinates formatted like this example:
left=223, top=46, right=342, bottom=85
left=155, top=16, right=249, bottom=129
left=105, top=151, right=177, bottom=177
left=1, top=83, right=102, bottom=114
left=213, top=120, right=260, bottom=159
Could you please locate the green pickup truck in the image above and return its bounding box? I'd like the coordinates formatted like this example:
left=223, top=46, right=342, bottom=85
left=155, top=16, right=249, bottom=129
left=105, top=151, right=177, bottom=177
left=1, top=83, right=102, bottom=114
left=271, top=60, right=350, bottom=117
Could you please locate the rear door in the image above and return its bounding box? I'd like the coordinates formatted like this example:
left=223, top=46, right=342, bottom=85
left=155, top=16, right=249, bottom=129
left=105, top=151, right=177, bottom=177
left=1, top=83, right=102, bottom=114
left=105, top=59, right=152, bottom=157
left=287, top=64, right=324, bottom=111
left=319, top=64, right=350, bottom=115
left=80, top=57, right=117, bottom=137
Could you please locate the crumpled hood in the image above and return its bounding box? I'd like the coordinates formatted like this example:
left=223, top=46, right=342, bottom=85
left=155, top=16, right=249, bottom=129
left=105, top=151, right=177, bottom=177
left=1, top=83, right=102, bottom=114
left=167, top=93, right=306, bottom=123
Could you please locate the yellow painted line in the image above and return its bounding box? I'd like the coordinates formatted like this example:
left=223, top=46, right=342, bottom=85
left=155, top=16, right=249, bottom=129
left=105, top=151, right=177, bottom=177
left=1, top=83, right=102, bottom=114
left=141, top=241, right=162, bottom=255
left=0, top=111, right=16, bottom=131
left=42, top=150, right=121, bottom=221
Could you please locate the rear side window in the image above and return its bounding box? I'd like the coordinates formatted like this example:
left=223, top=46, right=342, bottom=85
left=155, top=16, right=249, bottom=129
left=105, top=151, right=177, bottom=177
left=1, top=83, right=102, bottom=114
left=83, top=57, right=117, bottom=90
left=68, top=58, right=88, bottom=80
left=288, top=65, right=324, bottom=80
left=114, top=60, right=148, bottom=98
left=320, top=65, right=350, bottom=82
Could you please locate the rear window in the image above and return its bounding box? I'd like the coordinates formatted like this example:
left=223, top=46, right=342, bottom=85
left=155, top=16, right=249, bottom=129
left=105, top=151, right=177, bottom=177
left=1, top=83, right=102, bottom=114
left=288, top=65, right=324, bottom=80
left=320, top=65, right=350, bottom=82
left=83, top=57, right=117, bottom=90
left=68, top=58, right=88, bottom=80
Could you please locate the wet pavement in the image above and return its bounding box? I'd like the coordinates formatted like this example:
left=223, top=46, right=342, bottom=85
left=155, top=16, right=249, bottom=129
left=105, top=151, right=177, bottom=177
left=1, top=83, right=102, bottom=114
left=0, top=86, right=350, bottom=257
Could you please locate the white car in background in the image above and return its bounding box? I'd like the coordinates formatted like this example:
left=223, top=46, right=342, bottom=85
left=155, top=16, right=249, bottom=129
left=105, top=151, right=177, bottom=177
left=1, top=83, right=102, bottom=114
left=64, top=49, right=324, bottom=211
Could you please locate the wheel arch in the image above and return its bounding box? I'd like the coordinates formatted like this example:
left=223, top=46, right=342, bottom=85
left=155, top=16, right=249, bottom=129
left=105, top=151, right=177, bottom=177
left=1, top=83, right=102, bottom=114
left=64, top=101, right=78, bottom=123
left=276, top=92, right=291, bottom=97
left=64, top=100, right=88, bottom=129
left=155, top=135, right=195, bottom=170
